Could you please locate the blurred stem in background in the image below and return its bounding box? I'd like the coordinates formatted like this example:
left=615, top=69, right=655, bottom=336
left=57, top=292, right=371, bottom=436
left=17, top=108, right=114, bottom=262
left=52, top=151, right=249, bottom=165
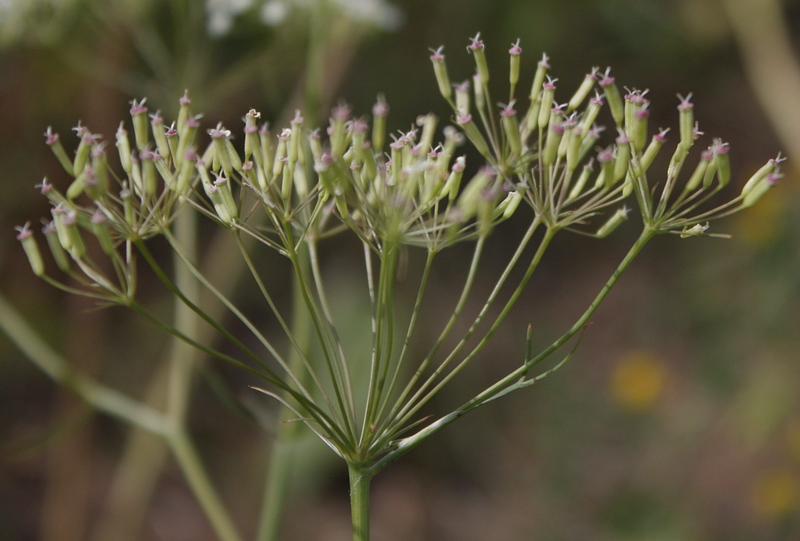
left=721, top=0, right=800, bottom=159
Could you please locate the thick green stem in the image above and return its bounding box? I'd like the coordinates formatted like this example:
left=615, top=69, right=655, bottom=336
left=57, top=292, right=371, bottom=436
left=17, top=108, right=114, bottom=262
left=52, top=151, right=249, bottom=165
left=348, top=463, right=374, bottom=541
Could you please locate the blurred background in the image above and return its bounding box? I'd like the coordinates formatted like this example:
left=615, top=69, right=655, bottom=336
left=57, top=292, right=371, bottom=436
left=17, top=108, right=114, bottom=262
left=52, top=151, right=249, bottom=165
left=1, top=0, right=799, bottom=540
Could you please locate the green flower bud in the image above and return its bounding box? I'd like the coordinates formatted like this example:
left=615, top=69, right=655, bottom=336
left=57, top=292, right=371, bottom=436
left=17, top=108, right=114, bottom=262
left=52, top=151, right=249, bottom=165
left=429, top=47, right=452, bottom=101
left=677, top=94, right=695, bottom=149
left=16, top=223, right=45, bottom=277
left=596, top=206, right=629, bottom=238
left=442, top=155, right=465, bottom=201
left=684, top=149, right=712, bottom=193
left=500, top=103, right=522, bottom=157
left=543, top=120, right=564, bottom=167
left=151, top=111, right=171, bottom=159
left=139, top=149, right=158, bottom=197
left=372, top=95, right=389, bottom=154
left=177, top=91, right=192, bottom=138
left=91, top=210, right=115, bottom=256
left=594, top=147, right=615, bottom=189
left=529, top=53, right=550, bottom=101
left=711, top=140, right=730, bottom=188
left=116, top=123, right=133, bottom=174
left=467, top=33, right=489, bottom=85
left=43, top=221, right=70, bottom=272
left=456, top=113, right=491, bottom=159
left=614, top=132, right=630, bottom=183
left=640, top=129, right=668, bottom=172
left=244, top=109, right=261, bottom=161
left=417, top=113, right=438, bottom=155
left=209, top=123, right=234, bottom=178
left=457, top=166, right=493, bottom=220
left=742, top=171, right=781, bottom=208
left=538, top=80, right=556, bottom=130
left=680, top=222, right=709, bottom=238
left=579, top=94, right=603, bottom=138
left=509, top=39, right=522, bottom=88
left=73, top=127, right=95, bottom=177
left=498, top=188, right=523, bottom=219
left=52, top=205, right=85, bottom=258
left=741, top=155, right=783, bottom=197
left=129, top=98, right=150, bottom=151
left=600, top=70, right=624, bottom=126
left=44, top=128, right=74, bottom=176
left=473, top=73, right=485, bottom=112
left=565, top=124, right=582, bottom=172
left=567, top=68, right=598, bottom=113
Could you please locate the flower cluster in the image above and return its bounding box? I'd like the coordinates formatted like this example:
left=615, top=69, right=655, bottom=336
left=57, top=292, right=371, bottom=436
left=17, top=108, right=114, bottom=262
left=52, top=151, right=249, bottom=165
left=430, top=33, right=783, bottom=238
left=17, top=88, right=521, bottom=305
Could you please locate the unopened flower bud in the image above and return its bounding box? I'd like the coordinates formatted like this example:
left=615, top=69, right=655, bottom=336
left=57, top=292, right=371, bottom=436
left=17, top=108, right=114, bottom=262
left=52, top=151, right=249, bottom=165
left=244, top=109, right=261, bottom=161
left=543, top=120, right=564, bottom=167
left=457, top=166, right=494, bottom=220
left=529, top=53, right=550, bottom=101
left=151, top=111, right=171, bottom=159
left=429, top=46, right=452, bottom=101
left=567, top=68, right=598, bottom=113
left=44, top=127, right=74, bottom=176
left=684, top=149, right=712, bottom=193
left=372, top=95, right=389, bottom=153
left=680, top=222, right=709, bottom=238
left=43, top=221, right=70, bottom=272
left=596, top=206, right=629, bottom=238
left=579, top=94, right=603, bottom=137
left=509, top=39, right=522, bottom=88
left=455, top=81, right=471, bottom=116
left=677, top=93, right=695, bottom=149
left=640, top=128, right=669, bottom=172
left=177, top=90, right=192, bottom=138
left=600, top=70, right=624, bottom=126
left=91, top=210, right=115, bottom=256
left=538, top=79, right=556, bottom=130
left=129, top=98, right=150, bottom=150
left=442, top=155, right=466, bottom=201
left=741, top=154, right=783, bottom=196
left=711, top=140, right=730, bottom=188
left=467, top=33, right=489, bottom=85
left=742, top=170, right=781, bottom=208
left=456, top=113, right=491, bottom=159
left=568, top=159, right=594, bottom=201
left=614, top=132, right=630, bottom=183
left=16, top=223, right=45, bottom=276
left=500, top=102, right=522, bottom=157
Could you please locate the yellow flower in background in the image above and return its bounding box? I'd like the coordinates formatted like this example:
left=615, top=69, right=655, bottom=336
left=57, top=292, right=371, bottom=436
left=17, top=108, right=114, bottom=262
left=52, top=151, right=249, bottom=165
left=751, top=468, right=798, bottom=521
left=610, top=350, right=667, bottom=411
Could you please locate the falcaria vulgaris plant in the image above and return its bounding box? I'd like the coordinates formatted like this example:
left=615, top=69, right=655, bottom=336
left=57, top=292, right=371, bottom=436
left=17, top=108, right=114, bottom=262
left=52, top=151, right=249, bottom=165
left=17, top=33, right=781, bottom=541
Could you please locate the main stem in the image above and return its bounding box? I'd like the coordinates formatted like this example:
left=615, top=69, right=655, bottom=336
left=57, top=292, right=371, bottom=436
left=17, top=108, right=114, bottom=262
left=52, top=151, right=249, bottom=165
left=348, top=463, right=374, bottom=541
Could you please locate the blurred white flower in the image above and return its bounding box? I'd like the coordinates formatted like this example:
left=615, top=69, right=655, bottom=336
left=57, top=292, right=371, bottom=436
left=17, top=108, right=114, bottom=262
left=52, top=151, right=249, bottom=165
left=206, top=0, right=256, bottom=36
left=259, top=0, right=404, bottom=30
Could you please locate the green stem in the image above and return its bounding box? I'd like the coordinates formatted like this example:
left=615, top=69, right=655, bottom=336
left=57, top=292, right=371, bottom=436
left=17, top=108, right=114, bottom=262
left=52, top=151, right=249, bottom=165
left=257, top=245, right=314, bottom=541
left=0, top=292, right=166, bottom=434
left=168, top=430, right=244, bottom=541
left=369, top=226, right=657, bottom=475
left=348, top=463, right=374, bottom=541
